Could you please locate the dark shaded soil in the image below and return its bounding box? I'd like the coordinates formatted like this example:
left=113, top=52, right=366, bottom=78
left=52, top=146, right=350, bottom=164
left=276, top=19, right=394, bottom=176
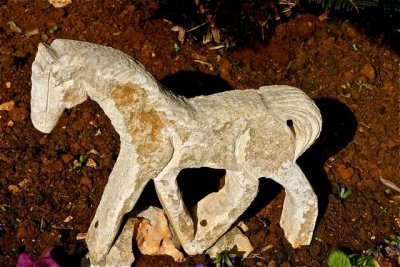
left=0, top=1, right=399, bottom=266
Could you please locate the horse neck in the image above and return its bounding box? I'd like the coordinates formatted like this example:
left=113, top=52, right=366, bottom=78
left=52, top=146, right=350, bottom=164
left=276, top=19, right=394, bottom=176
left=75, top=63, right=181, bottom=144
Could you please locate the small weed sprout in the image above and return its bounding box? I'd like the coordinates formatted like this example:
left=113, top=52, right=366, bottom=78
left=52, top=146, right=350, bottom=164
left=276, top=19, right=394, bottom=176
left=213, top=249, right=237, bottom=267
left=384, top=234, right=400, bottom=263
left=355, top=79, right=364, bottom=88
left=49, top=25, right=58, bottom=34
left=336, top=184, right=353, bottom=200
left=174, top=43, right=181, bottom=53
left=69, top=154, right=86, bottom=172
left=337, top=184, right=352, bottom=200
left=0, top=204, right=7, bottom=212
left=384, top=234, right=400, bottom=247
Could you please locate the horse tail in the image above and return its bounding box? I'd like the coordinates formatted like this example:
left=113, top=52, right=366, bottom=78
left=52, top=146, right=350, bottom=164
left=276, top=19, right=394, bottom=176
left=258, top=85, right=322, bottom=160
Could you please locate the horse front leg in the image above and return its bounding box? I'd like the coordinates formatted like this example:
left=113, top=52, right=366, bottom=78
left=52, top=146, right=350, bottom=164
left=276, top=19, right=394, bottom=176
left=153, top=169, right=197, bottom=254
left=86, top=142, right=148, bottom=264
left=270, top=163, right=318, bottom=248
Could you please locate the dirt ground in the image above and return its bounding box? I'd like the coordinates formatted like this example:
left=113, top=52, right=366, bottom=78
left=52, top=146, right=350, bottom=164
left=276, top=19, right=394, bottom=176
left=0, top=0, right=399, bottom=266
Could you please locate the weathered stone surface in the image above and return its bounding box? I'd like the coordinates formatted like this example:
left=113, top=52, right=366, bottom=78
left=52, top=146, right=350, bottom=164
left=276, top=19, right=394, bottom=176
left=137, top=206, right=184, bottom=262
left=48, top=0, right=72, bottom=8
left=30, top=39, right=322, bottom=265
left=206, top=223, right=254, bottom=258
left=86, top=218, right=136, bottom=267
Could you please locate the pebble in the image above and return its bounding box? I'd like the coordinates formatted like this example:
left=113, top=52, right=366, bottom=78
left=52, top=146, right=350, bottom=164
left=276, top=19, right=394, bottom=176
left=61, top=153, right=74, bottom=164
left=337, top=164, right=355, bottom=180
left=126, top=4, right=135, bottom=13
left=0, top=100, right=15, bottom=111
left=360, top=64, right=376, bottom=80
left=268, top=260, right=277, bottom=267
left=80, top=176, right=92, bottom=188
left=9, top=107, right=28, bottom=122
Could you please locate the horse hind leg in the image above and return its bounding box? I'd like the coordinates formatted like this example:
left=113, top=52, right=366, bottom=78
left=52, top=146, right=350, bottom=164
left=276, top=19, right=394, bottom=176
left=154, top=169, right=258, bottom=255
left=191, top=170, right=258, bottom=252
left=270, top=164, right=318, bottom=248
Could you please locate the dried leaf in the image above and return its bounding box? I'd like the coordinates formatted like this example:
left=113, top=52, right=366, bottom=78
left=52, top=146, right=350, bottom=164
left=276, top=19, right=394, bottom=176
left=88, top=148, right=100, bottom=156
left=24, top=28, right=39, bottom=37
left=178, top=27, right=186, bottom=43
left=318, top=11, right=329, bottom=21
left=203, top=31, right=212, bottom=44
left=8, top=184, right=20, bottom=194
left=64, top=215, right=73, bottom=223
left=86, top=158, right=97, bottom=168
left=76, top=233, right=87, bottom=240
left=18, top=178, right=31, bottom=190
left=7, top=21, right=22, bottom=34
left=211, top=27, right=221, bottom=44
left=0, top=100, right=15, bottom=111
left=380, top=177, right=400, bottom=193
left=171, top=25, right=181, bottom=32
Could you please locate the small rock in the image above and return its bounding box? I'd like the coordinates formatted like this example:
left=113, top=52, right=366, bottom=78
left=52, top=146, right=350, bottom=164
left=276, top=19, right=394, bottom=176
left=137, top=206, right=184, bottom=262
left=382, top=81, right=394, bottom=92
left=5, top=82, right=12, bottom=88
left=16, top=220, right=39, bottom=239
left=268, top=260, right=277, bottom=267
left=80, top=176, right=92, bottom=188
left=39, top=137, right=47, bottom=145
left=86, top=158, right=97, bottom=168
left=346, top=27, right=358, bottom=38
left=126, top=4, right=135, bottom=13
left=337, top=164, right=355, bottom=180
left=61, top=153, right=74, bottom=164
left=64, top=215, right=73, bottom=223
left=9, top=107, right=28, bottom=122
left=360, top=64, right=376, bottom=80
left=206, top=225, right=254, bottom=258
left=48, top=0, right=72, bottom=8
left=344, top=71, right=354, bottom=81
left=7, top=120, right=14, bottom=127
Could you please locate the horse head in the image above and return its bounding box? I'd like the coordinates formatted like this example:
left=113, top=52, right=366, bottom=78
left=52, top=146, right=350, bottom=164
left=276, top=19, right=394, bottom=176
left=31, top=42, right=87, bottom=133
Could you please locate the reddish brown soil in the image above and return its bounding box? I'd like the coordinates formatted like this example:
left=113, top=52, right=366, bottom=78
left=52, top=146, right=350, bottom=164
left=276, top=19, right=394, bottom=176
left=0, top=1, right=399, bottom=266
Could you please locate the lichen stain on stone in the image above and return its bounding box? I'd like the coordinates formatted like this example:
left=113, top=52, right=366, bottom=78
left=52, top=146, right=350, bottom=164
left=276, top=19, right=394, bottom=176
left=63, top=89, right=82, bottom=106
left=111, top=83, right=147, bottom=109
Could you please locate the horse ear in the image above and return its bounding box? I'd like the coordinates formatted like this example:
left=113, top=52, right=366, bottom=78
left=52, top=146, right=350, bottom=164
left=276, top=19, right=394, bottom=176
left=36, top=43, right=59, bottom=66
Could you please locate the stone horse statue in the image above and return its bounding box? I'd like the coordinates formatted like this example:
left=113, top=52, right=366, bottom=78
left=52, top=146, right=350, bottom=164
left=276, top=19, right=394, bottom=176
left=31, top=39, right=322, bottom=265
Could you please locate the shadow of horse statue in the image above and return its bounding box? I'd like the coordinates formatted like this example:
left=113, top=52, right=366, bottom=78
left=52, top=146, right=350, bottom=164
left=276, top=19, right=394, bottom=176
left=30, top=39, right=322, bottom=265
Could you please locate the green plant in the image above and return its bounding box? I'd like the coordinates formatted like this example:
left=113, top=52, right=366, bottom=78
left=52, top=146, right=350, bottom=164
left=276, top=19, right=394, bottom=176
left=385, top=234, right=400, bottom=247
left=49, top=25, right=58, bottom=34
left=69, top=154, right=86, bottom=171
left=352, top=254, right=376, bottom=267
left=212, top=249, right=237, bottom=267
left=0, top=204, right=7, bottom=212
left=308, top=0, right=379, bottom=12
left=328, top=249, right=352, bottom=267
left=174, top=43, right=181, bottom=52
left=337, top=185, right=352, bottom=199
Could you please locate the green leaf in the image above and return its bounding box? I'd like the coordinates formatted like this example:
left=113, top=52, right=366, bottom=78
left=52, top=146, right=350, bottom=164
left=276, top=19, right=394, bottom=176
left=328, top=249, right=352, bottom=267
